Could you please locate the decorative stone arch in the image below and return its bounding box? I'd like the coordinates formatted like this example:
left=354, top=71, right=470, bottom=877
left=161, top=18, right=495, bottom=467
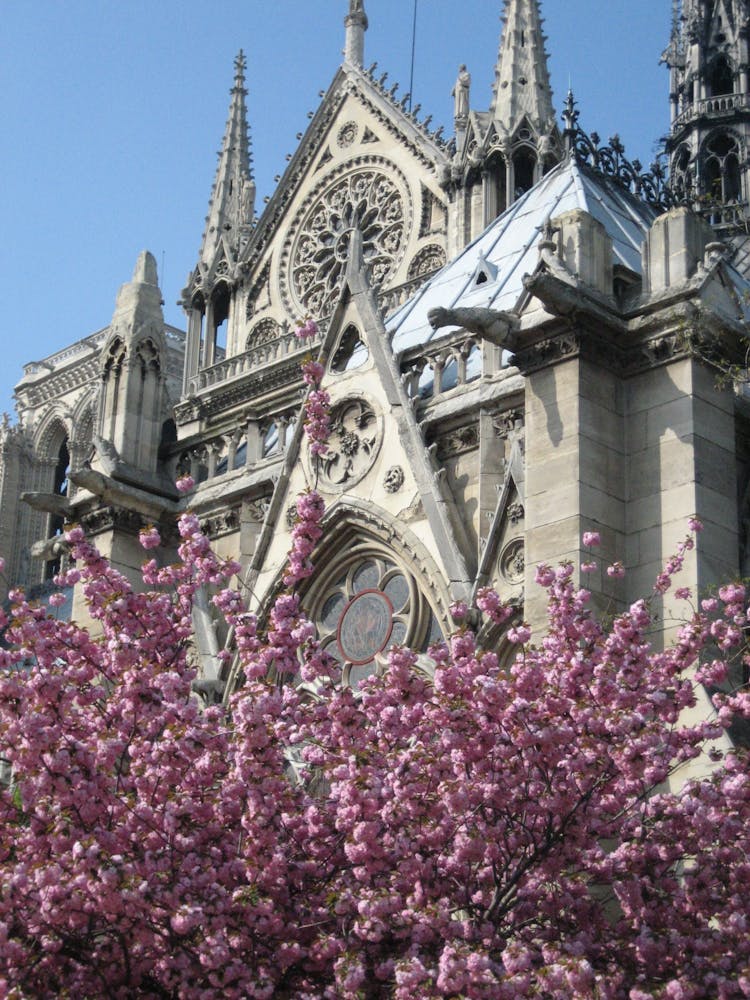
left=706, top=51, right=735, bottom=97
left=99, top=336, right=127, bottom=442
left=70, top=395, right=97, bottom=472
left=133, top=335, right=163, bottom=374
left=511, top=142, right=537, bottom=199
left=483, top=147, right=509, bottom=220
left=670, top=142, right=694, bottom=200
left=223, top=501, right=452, bottom=697
left=208, top=279, right=232, bottom=359
left=246, top=317, right=281, bottom=351
left=31, top=411, right=72, bottom=579
left=407, top=244, right=446, bottom=281
left=33, top=409, right=72, bottom=464
left=700, top=128, right=744, bottom=209
left=330, top=323, right=369, bottom=373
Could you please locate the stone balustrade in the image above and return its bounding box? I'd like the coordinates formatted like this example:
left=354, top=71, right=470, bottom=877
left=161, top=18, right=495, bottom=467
left=187, top=329, right=319, bottom=394
left=400, top=333, right=482, bottom=402
left=175, top=411, right=297, bottom=489
left=673, top=93, right=749, bottom=129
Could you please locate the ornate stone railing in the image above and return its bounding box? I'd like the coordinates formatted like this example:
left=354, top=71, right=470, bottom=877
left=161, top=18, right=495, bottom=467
left=22, top=330, right=106, bottom=377
left=175, top=410, right=298, bottom=492
left=187, top=329, right=320, bottom=394
left=399, top=331, right=482, bottom=402
left=697, top=199, right=750, bottom=230
left=673, top=93, right=750, bottom=129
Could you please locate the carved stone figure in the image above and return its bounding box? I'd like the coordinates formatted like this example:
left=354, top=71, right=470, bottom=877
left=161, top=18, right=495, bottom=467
left=427, top=306, right=518, bottom=350
left=452, top=65, right=471, bottom=121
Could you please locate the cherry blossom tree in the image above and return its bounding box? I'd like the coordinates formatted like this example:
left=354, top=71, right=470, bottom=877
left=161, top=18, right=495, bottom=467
left=0, top=322, right=749, bottom=998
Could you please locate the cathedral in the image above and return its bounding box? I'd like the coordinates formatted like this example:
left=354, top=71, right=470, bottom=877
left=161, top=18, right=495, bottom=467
left=3, top=0, right=750, bottom=700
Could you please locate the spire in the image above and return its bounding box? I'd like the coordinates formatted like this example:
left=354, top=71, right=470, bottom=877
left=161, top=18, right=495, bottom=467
left=344, top=0, right=368, bottom=68
left=490, top=0, right=555, bottom=134
left=199, top=50, right=255, bottom=268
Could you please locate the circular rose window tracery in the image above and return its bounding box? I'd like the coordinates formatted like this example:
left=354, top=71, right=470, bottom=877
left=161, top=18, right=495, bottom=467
left=311, top=553, right=441, bottom=689
left=287, top=165, right=409, bottom=318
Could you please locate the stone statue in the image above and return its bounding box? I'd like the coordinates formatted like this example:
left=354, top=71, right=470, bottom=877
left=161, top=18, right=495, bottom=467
left=241, top=178, right=255, bottom=224
left=427, top=306, right=518, bottom=350
left=452, top=65, right=471, bottom=121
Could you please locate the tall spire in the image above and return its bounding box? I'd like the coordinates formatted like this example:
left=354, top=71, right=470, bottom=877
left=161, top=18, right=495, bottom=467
left=344, top=0, right=368, bottom=68
left=199, top=50, right=255, bottom=268
left=490, top=0, right=555, bottom=134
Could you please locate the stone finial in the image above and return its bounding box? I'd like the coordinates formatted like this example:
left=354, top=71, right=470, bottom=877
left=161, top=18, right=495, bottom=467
left=112, top=251, right=163, bottom=331
left=344, top=0, right=368, bottom=68
left=132, top=249, right=158, bottom=286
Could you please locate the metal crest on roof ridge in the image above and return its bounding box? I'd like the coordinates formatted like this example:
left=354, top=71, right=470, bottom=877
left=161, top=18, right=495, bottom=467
left=561, top=91, right=675, bottom=213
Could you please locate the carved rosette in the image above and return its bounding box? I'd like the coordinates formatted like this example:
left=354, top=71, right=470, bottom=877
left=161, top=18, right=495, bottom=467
left=313, top=396, right=382, bottom=492
left=337, top=121, right=358, bottom=149
left=284, top=161, right=411, bottom=318
left=499, top=538, right=525, bottom=585
left=383, top=465, right=405, bottom=493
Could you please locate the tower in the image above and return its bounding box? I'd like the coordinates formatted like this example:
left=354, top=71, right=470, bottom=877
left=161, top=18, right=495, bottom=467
left=664, top=0, right=750, bottom=233
left=182, top=51, right=255, bottom=393
left=446, top=0, right=561, bottom=252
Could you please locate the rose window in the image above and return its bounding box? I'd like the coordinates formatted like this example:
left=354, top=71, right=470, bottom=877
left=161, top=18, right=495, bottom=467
left=311, top=554, right=442, bottom=689
left=314, top=397, right=382, bottom=491
left=289, top=168, right=407, bottom=318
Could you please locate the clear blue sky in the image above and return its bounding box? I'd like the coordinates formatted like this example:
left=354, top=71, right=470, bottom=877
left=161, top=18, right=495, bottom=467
left=1, top=1, right=670, bottom=417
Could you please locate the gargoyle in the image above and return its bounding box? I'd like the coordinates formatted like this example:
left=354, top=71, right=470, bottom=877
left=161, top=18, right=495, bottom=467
left=20, top=492, right=71, bottom=517
left=427, top=306, right=518, bottom=350
left=30, top=535, right=70, bottom=562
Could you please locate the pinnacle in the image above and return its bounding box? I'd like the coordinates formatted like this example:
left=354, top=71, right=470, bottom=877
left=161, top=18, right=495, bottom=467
left=490, top=0, right=556, bottom=134
left=233, top=50, right=247, bottom=91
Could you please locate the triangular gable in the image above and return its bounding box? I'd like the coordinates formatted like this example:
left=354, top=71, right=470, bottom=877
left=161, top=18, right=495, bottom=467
left=245, top=231, right=474, bottom=623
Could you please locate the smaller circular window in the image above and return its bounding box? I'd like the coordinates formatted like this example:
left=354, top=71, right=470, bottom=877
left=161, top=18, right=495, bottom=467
left=311, top=553, right=436, bottom=689
left=338, top=590, right=394, bottom=664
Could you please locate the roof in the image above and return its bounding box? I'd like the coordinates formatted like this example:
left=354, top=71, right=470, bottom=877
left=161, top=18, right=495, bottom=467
left=388, top=155, right=660, bottom=353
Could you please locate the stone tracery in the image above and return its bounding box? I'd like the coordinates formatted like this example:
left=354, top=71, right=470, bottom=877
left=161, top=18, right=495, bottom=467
left=287, top=165, right=409, bottom=317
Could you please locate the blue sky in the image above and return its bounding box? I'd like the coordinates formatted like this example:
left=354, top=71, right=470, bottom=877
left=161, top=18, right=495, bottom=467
left=1, top=1, right=670, bottom=417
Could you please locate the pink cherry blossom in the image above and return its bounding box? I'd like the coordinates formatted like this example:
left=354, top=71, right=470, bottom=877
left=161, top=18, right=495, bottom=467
left=0, top=342, right=748, bottom=998
left=138, top=525, right=161, bottom=550
left=176, top=473, right=195, bottom=493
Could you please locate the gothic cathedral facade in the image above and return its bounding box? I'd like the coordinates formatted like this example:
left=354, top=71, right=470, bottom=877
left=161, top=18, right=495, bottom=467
left=3, top=1, right=750, bottom=703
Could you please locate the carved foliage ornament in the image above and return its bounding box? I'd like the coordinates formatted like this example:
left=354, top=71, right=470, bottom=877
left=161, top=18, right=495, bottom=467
left=337, top=121, right=358, bottom=149
left=314, top=397, right=382, bottom=491
left=383, top=465, right=405, bottom=493
left=289, top=166, right=409, bottom=318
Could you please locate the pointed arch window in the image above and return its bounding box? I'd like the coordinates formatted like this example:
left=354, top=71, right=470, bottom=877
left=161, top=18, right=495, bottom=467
left=44, top=437, right=70, bottom=580
left=671, top=145, right=693, bottom=200
left=486, top=150, right=508, bottom=219
left=702, top=132, right=743, bottom=211
left=331, top=325, right=368, bottom=373
left=512, top=147, right=536, bottom=199
left=707, top=54, right=734, bottom=97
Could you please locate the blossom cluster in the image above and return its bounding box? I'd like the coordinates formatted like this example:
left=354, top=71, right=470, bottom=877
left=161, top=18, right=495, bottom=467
left=0, top=327, right=749, bottom=996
